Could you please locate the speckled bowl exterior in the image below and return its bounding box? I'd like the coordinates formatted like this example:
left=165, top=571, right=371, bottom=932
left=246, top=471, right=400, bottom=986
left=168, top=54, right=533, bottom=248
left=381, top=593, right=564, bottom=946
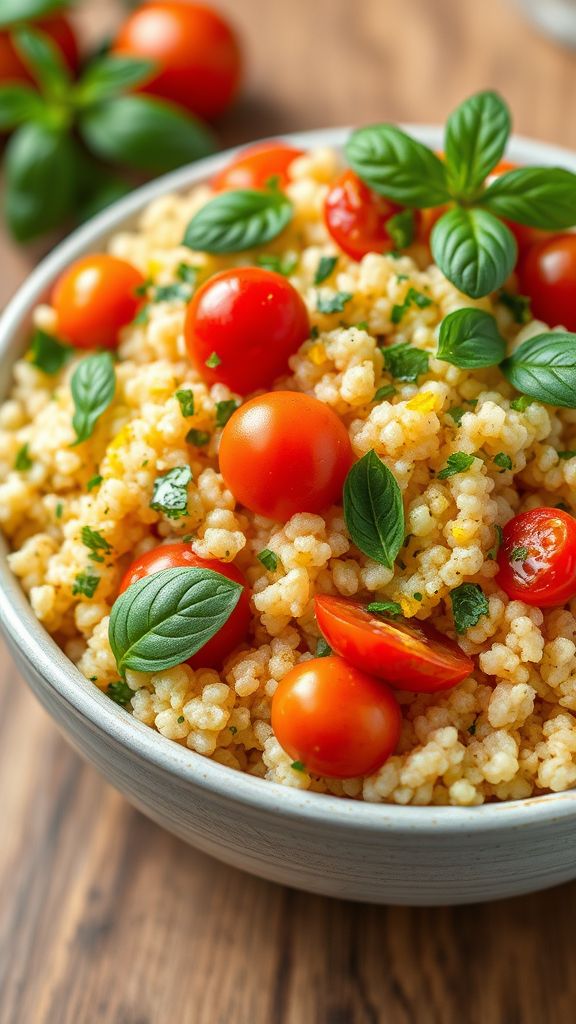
left=2, top=127, right=576, bottom=906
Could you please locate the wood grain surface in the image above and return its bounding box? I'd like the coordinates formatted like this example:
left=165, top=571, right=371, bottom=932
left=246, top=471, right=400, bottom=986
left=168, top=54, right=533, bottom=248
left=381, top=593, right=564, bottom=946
left=2, top=1, right=576, bottom=1021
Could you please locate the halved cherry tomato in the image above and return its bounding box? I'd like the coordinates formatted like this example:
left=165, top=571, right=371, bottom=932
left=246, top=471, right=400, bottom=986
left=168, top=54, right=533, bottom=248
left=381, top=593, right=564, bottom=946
left=0, top=14, right=79, bottom=86
left=212, top=142, right=304, bottom=192
left=184, top=267, right=309, bottom=394
left=518, top=234, right=576, bottom=331
left=120, top=544, right=251, bottom=668
left=497, top=507, right=576, bottom=607
left=112, top=1, right=241, bottom=120
left=324, top=170, right=411, bottom=261
left=487, top=160, right=550, bottom=257
left=219, top=391, right=353, bottom=522
left=315, top=594, right=473, bottom=693
left=271, top=655, right=401, bottom=778
left=52, top=254, right=145, bottom=350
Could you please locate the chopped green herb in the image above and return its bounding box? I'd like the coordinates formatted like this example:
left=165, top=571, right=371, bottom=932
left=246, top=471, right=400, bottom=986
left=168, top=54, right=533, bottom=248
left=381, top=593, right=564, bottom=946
left=291, top=761, right=306, bottom=772
left=72, top=571, right=100, bottom=599
left=391, top=287, right=432, bottom=325
left=487, top=524, right=503, bottom=560
left=315, top=637, right=332, bottom=657
left=468, top=721, right=477, bottom=736
left=175, top=390, right=195, bottom=417
left=257, top=549, right=278, bottom=572
left=229, top=725, right=238, bottom=735
left=150, top=466, right=192, bottom=519
left=255, top=252, right=298, bottom=276
left=310, top=325, right=319, bottom=340
left=510, top=395, right=533, bottom=412
left=558, top=450, right=576, bottom=461
left=367, top=600, right=403, bottom=617
left=494, top=452, right=512, bottom=472
left=186, top=428, right=210, bottom=447
left=107, top=680, right=133, bottom=707
left=413, top=592, right=423, bottom=601
left=438, top=452, right=475, bottom=480
left=382, top=342, right=429, bottom=382
left=447, top=406, right=466, bottom=426
left=498, top=290, right=532, bottom=325
left=176, top=263, right=198, bottom=284
left=387, top=209, right=416, bottom=250
left=133, top=305, right=150, bottom=326
left=314, top=255, right=338, bottom=284
left=81, top=526, right=112, bottom=563
left=556, top=502, right=571, bottom=512
left=153, top=282, right=193, bottom=304
left=28, top=329, right=71, bottom=375
left=87, top=475, right=103, bottom=492
left=511, top=545, right=528, bottom=563
left=14, top=443, right=32, bottom=471
left=450, top=582, right=489, bottom=634
left=316, top=291, right=353, bottom=314
left=55, top=502, right=63, bottom=520
left=177, top=715, right=185, bottom=724
left=205, top=351, right=221, bottom=368
left=373, top=384, right=397, bottom=402
left=215, top=399, right=238, bottom=427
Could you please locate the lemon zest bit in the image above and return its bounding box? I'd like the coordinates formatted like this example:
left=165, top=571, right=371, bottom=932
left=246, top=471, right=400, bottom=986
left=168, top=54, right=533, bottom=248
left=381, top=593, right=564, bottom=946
left=406, top=390, right=440, bottom=413
left=308, top=343, right=327, bottom=366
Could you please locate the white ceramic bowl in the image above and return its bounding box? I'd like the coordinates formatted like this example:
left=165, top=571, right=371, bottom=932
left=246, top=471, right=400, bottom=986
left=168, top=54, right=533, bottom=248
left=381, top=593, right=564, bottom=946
left=2, top=127, right=576, bottom=906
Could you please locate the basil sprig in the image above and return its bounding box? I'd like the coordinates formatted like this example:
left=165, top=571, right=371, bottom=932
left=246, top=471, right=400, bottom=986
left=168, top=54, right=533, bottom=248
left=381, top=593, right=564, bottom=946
left=0, top=0, right=68, bottom=27
left=71, top=352, right=116, bottom=445
left=501, top=332, right=576, bottom=408
left=183, top=188, right=293, bottom=253
left=437, top=308, right=506, bottom=368
left=343, top=450, right=405, bottom=568
left=346, top=90, right=576, bottom=298
left=109, top=566, right=243, bottom=675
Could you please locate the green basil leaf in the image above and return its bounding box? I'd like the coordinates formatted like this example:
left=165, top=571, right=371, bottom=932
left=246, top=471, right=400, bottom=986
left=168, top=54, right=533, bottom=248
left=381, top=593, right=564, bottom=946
left=501, top=331, right=576, bottom=408
left=76, top=175, right=133, bottom=224
left=28, top=328, right=72, bottom=374
left=0, top=84, right=43, bottom=131
left=345, top=124, right=450, bottom=207
left=80, top=95, right=215, bottom=174
left=71, top=352, right=116, bottom=445
left=444, top=90, right=511, bottom=198
left=109, top=566, right=243, bottom=674
left=480, top=167, right=576, bottom=229
left=0, top=0, right=68, bottom=27
left=314, top=255, right=338, bottom=285
left=13, top=26, right=70, bottom=99
left=387, top=209, right=416, bottom=249
left=183, top=188, right=293, bottom=253
left=431, top=207, right=517, bottom=298
left=450, top=582, right=489, bottom=634
left=437, top=308, right=506, bottom=368
left=75, top=54, right=156, bottom=106
left=343, top=449, right=405, bottom=568
left=5, top=122, right=78, bottom=242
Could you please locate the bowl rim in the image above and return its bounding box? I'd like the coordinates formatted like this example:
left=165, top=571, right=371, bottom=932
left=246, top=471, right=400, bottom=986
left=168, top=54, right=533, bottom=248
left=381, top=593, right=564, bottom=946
left=2, top=123, right=576, bottom=835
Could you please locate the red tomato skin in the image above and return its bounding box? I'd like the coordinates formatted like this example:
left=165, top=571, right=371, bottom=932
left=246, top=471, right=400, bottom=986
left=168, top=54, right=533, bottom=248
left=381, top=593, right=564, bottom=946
left=518, top=235, right=576, bottom=332
left=184, top=268, right=310, bottom=394
left=51, top=254, right=145, bottom=350
left=113, top=1, right=241, bottom=120
left=324, top=170, right=410, bottom=261
left=0, top=14, right=79, bottom=85
left=219, top=391, right=354, bottom=522
left=271, top=656, right=401, bottom=778
left=212, top=142, right=304, bottom=192
left=120, top=544, right=251, bottom=668
left=497, top=507, right=576, bottom=607
left=315, top=595, right=472, bottom=693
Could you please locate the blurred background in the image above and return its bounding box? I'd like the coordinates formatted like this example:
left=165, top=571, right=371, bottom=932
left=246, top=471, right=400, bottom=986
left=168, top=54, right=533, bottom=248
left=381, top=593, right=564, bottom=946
left=1, top=1, right=576, bottom=1022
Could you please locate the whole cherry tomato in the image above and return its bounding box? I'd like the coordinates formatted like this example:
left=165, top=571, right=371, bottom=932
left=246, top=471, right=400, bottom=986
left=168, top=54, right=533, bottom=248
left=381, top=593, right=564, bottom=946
left=0, top=14, right=78, bottom=86
left=120, top=544, right=251, bottom=668
left=315, top=594, right=473, bottom=693
left=212, top=142, right=304, bottom=192
left=324, top=170, right=412, bottom=261
left=487, top=160, right=551, bottom=257
left=271, top=655, right=401, bottom=778
left=184, top=267, right=309, bottom=394
left=112, top=1, right=241, bottom=120
left=219, top=391, right=353, bottom=522
left=497, top=507, right=576, bottom=607
left=518, top=234, right=576, bottom=331
left=52, top=254, right=145, bottom=350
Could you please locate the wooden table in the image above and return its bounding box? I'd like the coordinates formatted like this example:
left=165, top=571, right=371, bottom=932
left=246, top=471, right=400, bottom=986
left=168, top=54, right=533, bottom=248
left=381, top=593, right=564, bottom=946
left=2, top=2, right=576, bottom=1021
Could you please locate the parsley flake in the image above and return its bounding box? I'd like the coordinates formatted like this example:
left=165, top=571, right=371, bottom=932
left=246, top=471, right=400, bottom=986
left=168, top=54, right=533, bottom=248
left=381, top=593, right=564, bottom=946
left=186, top=428, right=210, bottom=447
left=367, top=600, right=403, bottom=617
left=215, top=400, right=238, bottom=427
left=177, top=715, right=185, bottom=724
left=291, top=761, right=306, bottom=773
left=107, top=680, right=133, bottom=707
left=256, top=253, right=298, bottom=276
left=558, top=450, right=576, bottom=461
left=81, top=526, right=112, bottom=563
left=382, top=342, right=429, bottom=382
left=314, top=255, right=338, bottom=285
left=176, top=263, right=198, bottom=284
left=387, top=209, right=416, bottom=250
left=438, top=452, right=475, bottom=480
left=447, top=406, right=466, bottom=426
left=175, top=390, right=195, bottom=417
left=150, top=466, right=192, bottom=519
left=391, top=287, right=433, bottom=325
left=315, top=637, right=332, bottom=657
left=494, top=452, right=512, bottom=472
left=373, top=384, right=397, bottom=402
left=257, top=549, right=278, bottom=572
left=205, top=351, right=221, bottom=368
left=14, top=443, right=32, bottom=471
left=450, top=583, right=489, bottom=634
left=413, top=592, right=423, bottom=602
left=72, top=571, right=100, bottom=599
left=316, top=291, right=352, bottom=314
left=28, top=329, right=71, bottom=375
left=511, top=545, right=528, bottom=563
left=498, top=290, right=532, bottom=325
left=55, top=502, right=63, bottom=520
left=487, top=524, right=503, bottom=560
left=511, top=395, right=533, bottom=412
left=87, top=475, right=103, bottom=492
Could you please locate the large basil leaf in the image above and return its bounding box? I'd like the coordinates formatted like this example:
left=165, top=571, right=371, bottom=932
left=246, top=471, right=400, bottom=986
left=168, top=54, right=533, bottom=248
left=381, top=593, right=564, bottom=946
left=431, top=207, right=517, bottom=298
left=5, top=122, right=78, bottom=242
left=0, top=84, right=43, bottom=131
left=437, top=308, right=506, bottom=368
left=444, top=91, right=511, bottom=199
left=109, top=566, right=243, bottom=674
left=80, top=95, right=216, bottom=174
left=0, top=0, right=68, bottom=28
left=480, top=167, right=576, bottom=229
left=75, top=55, right=156, bottom=106
left=501, top=331, right=576, bottom=408
left=343, top=450, right=404, bottom=568
left=71, top=352, right=116, bottom=445
left=345, top=124, right=450, bottom=207
left=183, top=189, right=293, bottom=253
left=13, top=26, right=70, bottom=98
